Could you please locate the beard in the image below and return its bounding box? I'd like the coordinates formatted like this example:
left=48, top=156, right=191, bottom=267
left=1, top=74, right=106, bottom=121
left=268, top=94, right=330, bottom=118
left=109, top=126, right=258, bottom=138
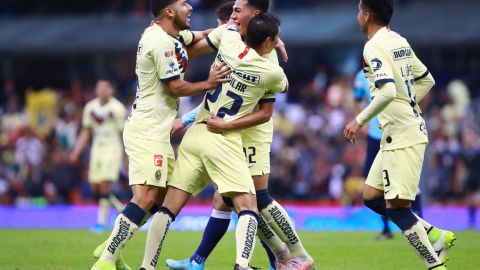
left=173, top=13, right=190, bottom=30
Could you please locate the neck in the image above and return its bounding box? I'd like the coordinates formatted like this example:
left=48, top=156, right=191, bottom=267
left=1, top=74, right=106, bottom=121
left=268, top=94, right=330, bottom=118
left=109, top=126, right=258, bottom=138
left=367, top=24, right=385, bottom=40
left=156, top=18, right=180, bottom=37
left=100, top=98, right=109, bottom=105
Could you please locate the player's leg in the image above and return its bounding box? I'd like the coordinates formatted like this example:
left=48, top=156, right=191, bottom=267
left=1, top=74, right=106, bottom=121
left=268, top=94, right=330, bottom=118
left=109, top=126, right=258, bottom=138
left=140, top=186, right=190, bottom=270
left=384, top=144, right=446, bottom=270
left=89, top=182, right=107, bottom=233
left=93, top=184, right=159, bottom=270
left=229, top=191, right=259, bottom=270
left=165, top=192, right=232, bottom=270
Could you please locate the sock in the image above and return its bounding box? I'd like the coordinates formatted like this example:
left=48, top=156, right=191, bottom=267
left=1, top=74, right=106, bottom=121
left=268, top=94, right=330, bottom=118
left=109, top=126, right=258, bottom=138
left=109, top=193, right=124, bottom=213
left=98, top=202, right=145, bottom=264
left=97, top=195, right=110, bottom=226
left=364, top=198, right=388, bottom=216
left=387, top=208, right=443, bottom=269
left=191, top=209, right=232, bottom=264
left=412, top=213, right=444, bottom=243
left=139, top=204, right=159, bottom=227
left=381, top=216, right=391, bottom=233
left=261, top=200, right=308, bottom=258
left=260, top=235, right=277, bottom=269
left=411, top=194, right=423, bottom=217
left=236, top=210, right=258, bottom=268
left=257, top=214, right=285, bottom=256
left=141, top=207, right=175, bottom=270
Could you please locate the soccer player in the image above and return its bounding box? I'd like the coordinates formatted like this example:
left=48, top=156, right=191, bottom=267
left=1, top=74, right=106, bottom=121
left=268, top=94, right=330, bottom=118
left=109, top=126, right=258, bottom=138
left=344, top=1, right=455, bottom=269
left=91, top=0, right=231, bottom=269
left=354, top=69, right=424, bottom=239
left=166, top=1, right=313, bottom=270
left=69, top=79, right=126, bottom=233
left=459, top=129, right=480, bottom=229
left=138, top=13, right=288, bottom=270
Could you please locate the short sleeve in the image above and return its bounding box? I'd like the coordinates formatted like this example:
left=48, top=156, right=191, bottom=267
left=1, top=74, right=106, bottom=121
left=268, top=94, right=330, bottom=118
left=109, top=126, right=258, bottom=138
left=179, top=30, right=195, bottom=47
left=206, top=25, right=227, bottom=51
left=264, top=67, right=288, bottom=94
left=260, top=91, right=276, bottom=103
left=412, top=51, right=429, bottom=82
left=152, top=38, right=181, bottom=83
left=364, top=43, right=394, bottom=88
left=82, top=103, right=92, bottom=128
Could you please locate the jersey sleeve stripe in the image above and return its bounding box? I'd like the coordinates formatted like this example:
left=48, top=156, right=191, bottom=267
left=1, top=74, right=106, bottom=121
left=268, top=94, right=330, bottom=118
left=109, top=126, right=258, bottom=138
left=206, top=36, right=218, bottom=51
left=160, top=75, right=180, bottom=83
left=414, top=70, right=430, bottom=81
left=259, top=98, right=276, bottom=103
left=188, top=31, right=195, bottom=47
left=374, top=78, right=395, bottom=88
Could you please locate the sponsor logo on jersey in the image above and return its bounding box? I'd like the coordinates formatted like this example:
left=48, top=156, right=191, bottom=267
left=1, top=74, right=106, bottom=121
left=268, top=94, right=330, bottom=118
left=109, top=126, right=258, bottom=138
left=154, top=155, right=164, bottom=167
left=371, top=58, right=383, bottom=72
left=392, top=47, right=413, bottom=61
left=233, top=70, right=260, bottom=85
left=164, top=50, right=174, bottom=58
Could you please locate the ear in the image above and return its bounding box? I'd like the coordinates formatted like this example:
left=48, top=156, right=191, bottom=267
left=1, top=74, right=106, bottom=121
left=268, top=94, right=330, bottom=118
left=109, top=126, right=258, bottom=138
left=164, top=7, right=175, bottom=18
left=253, top=10, right=261, bottom=15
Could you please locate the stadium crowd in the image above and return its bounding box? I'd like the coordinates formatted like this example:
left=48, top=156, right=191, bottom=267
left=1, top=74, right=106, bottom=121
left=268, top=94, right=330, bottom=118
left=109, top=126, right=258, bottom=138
left=0, top=68, right=478, bottom=206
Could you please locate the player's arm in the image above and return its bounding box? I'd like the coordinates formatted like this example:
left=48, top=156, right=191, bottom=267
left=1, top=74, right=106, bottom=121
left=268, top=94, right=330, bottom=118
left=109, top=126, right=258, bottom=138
left=412, top=52, right=435, bottom=103
left=207, top=101, right=274, bottom=133
left=187, top=25, right=225, bottom=58
left=69, top=127, right=91, bottom=163
left=164, top=64, right=231, bottom=97
left=171, top=105, right=201, bottom=135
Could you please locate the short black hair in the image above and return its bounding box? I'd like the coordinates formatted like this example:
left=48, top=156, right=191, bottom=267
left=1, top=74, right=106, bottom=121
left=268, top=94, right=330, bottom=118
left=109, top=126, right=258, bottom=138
left=361, top=0, right=393, bottom=26
left=247, top=0, right=269, bottom=13
left=151, top=0, right=177, bottom=18
left=216, top=1, right=234, bottom=23
left=245, top=12, right=280, bottom=50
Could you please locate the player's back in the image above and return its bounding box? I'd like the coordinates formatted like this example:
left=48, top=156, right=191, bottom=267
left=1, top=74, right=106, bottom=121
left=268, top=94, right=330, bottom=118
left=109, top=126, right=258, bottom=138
left=363, top=27, right=429, bottom=150
left=197, top=27, right=287, bottom=125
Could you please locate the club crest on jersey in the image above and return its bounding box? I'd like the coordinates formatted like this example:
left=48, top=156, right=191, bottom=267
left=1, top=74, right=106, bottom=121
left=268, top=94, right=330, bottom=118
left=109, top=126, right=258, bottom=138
left=164, top=50, right=174, bottom=58
left=155, top=170, right=162, bottom=182
left=154, top=155, right=163, bottom=167
left=371, top=58, right=382, bottom=71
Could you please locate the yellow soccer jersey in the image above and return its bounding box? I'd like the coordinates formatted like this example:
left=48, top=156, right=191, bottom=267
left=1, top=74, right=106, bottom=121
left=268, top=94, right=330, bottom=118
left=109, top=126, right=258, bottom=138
left=128, top=23, right=192, bottom=143
left=363, top=27, right=430, bottom=150
left=82, top=97, right=126, bottom=146
left=196, top=26, right=287, bottom=125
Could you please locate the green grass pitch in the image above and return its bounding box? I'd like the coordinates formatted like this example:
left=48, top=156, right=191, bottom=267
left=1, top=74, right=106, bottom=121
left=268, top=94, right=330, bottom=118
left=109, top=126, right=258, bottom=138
left=0, top=230, right=478, bottom=270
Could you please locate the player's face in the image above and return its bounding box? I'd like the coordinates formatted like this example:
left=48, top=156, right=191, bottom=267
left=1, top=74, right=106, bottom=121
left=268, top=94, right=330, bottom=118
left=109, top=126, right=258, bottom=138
left=95, top=80, right=113, bottom=100
left=231, top=0, right=259, bottom=38
left=170, top=0, right=193, bottom=30
left=357, top=1, right=368, bottom=34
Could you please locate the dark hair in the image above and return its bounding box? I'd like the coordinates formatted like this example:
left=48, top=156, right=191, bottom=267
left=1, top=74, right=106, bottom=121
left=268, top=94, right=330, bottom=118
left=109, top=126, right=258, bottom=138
left=361, top=0, right=393, bottom=26
left=151, top=0, right=177, bottom=18
left=216, top=1, right=234, bottom=23
left=245, top=12, right=280, bottom=50
left=247, top=0, right=269, bottom=13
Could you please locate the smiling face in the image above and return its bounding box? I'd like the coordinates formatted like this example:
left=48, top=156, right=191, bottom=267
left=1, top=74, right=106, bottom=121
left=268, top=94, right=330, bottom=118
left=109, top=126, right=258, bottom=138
left=230, top=0, right=259, bottom=38
left=170, top=0, right=193, bottom=30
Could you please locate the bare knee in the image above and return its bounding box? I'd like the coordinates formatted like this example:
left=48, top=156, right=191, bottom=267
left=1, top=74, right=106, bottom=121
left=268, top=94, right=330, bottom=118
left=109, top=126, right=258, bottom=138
left=230, top=192, right=257, bottom=213
left=386, top=198, right=412, bottom=209
left=363, top=185, right=384, bottom=201
left=213, top=192, right=231, bottom=211
left=131, top=185, right=161, bottom=211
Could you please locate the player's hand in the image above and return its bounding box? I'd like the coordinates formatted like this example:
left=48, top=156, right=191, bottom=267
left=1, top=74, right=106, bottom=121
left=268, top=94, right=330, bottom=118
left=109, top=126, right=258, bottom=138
left=207, top=114, right=230, bottom=134
left=343, top=119, right=362, bottom=144
left=207, top=63, right=231, bottom=89
left=171, top=118, right=186, bottom=135
left=276, top=38, right=288, bottom=62
left=68, top=151, right=80, bottom=163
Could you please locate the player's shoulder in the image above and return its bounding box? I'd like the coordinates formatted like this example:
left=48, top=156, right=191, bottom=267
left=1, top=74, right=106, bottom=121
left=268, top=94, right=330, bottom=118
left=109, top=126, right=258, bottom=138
left=85, top=98, right=99, bottom=108
left=141, top=24, right=175, bottom=48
